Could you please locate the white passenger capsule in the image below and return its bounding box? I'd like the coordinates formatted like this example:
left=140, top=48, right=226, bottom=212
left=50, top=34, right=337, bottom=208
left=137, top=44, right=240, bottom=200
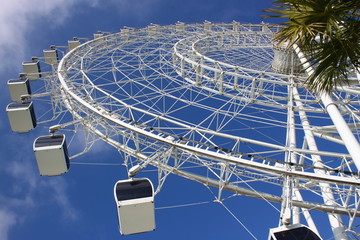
left=33, top=135, right=70, bottom=176
left=6, top=102, right=36, bottom=133
left=114, top=178, right=155, bottom=235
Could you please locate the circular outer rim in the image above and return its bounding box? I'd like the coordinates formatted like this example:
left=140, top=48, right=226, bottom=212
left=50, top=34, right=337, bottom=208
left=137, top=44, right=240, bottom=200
left=57, top=23, right=360, bottom=187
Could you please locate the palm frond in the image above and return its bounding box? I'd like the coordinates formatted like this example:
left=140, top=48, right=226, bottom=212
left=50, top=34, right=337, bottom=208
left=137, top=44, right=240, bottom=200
left=264, top=0, right=360, bottom=93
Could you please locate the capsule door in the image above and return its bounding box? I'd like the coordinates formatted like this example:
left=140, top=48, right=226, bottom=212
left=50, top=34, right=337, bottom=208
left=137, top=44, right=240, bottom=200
left=114, top=178, right=155, bottom=235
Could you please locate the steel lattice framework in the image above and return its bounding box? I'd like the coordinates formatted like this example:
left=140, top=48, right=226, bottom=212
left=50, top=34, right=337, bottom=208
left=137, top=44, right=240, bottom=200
left=22, top=22, right=360, bottom=239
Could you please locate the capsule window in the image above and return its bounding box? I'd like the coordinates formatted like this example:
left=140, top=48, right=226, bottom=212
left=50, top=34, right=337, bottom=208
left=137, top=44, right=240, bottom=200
left=115, top=179, right=153, bottom=201
left=269, top=225, right=322, bottom=240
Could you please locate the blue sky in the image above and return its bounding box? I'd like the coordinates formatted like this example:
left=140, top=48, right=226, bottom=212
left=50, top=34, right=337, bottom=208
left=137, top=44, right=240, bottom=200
left=0, top=1, right=338, bottom=240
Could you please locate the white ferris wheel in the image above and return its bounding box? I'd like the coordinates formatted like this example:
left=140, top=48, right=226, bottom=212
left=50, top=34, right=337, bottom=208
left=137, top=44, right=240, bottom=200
left=6, top=21, right=360, bottom=240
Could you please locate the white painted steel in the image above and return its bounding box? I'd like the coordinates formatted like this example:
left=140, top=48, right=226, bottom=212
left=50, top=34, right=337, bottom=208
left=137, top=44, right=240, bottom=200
left=26, top=22, right=360, bottom=238
left=294, top=45, right=360, bottom=173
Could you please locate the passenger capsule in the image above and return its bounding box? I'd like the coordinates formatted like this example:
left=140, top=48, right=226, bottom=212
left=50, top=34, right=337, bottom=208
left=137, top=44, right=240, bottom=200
left=43, top=49, right=59, bottom=65
left=22, top=61, right=41, bottom=80
left=6, top=102, right=36, bottom=133
left=33, top=135, right=70, bottom=176
left=114, top=178, right=155, bottom=235
left=7, top=77, right=31, bottom=102
left=68, top=40, right=80, bottom=51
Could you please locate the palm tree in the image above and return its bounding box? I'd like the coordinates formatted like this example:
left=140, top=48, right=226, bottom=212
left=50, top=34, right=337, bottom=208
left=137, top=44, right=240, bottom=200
left=264, top=0, right=360, bottom=93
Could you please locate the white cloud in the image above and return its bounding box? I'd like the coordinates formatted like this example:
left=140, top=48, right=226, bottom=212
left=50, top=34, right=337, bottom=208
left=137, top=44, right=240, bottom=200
left=0, top=133, right=79, bottom=239
left=0, top=209, right=17, bottom=240
left=0, top=0, right=99, bottom=73
left=5, top=156, right=38, bottom=191
left=44, top=178, right=79, bottom=221
left=0, top=0, right=161, bottom=239
left=0, top=0, right=160, bottom=72
left=0, top=0, right=162, bottom=73
left=4, top=143, right=79, bottom=212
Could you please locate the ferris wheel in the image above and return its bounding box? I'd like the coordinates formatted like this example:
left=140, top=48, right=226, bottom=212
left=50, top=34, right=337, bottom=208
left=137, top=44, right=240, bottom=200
left=6, top=21, right=360, bottom=239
